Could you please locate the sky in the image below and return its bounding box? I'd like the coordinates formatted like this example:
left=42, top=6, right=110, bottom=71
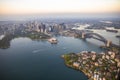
left=0, top=0, right=120, bottom=15
left=0, top=0, right=120, bottom=20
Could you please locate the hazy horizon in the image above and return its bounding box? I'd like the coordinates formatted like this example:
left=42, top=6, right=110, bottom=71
left=0, top=0, right=120, bottom=21
left=0, top=13, right=120, bottom=21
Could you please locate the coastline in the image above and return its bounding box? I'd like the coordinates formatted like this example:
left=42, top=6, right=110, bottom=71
left=62, top=51, right=120, bottom=80
left=63, top=62, right=89, bottom=79
left=62, top=55, right=90, bottom=79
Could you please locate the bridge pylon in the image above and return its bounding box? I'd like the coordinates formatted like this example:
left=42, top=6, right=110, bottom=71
left=82, top=32, right=85, bottom=39
left=106, top=40, right=112, bottom=47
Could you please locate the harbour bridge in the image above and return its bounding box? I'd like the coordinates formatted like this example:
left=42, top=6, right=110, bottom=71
left=79, top=31, right=119, bottom=47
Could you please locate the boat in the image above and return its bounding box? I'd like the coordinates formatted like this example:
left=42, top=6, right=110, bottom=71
left=105, top=27, right=118, bottom=33
left=106, top=29, right=118, bottom=33
left=116, top=35, right=120, bottom=38
left=48, top=38, right=58, bottom=44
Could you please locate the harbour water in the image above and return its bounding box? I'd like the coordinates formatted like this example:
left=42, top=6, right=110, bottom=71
left=0, top=30, right=119, bottom=80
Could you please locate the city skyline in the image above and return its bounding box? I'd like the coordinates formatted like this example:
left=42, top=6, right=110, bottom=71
left=0, top=0, right=120, bottom=15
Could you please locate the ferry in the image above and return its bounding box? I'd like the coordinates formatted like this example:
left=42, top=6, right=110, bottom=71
left=106, top=29, right=118, bottom=33
left=105, top=27, right=118, bottom=33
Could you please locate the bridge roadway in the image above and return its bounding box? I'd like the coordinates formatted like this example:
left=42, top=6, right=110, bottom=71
left=71, top=29, right=120, bottom=48
left=69, top=29, right=119, bottom=47
left=84, top=32, right=120, bottom=48
left=91, top=36, right=119, bottom=48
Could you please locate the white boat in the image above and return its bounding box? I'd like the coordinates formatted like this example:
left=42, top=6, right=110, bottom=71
left=48, top=38, right=58, bottom=44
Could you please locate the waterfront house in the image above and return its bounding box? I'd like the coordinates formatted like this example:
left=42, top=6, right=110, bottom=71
left=115, top=55, right=120, bottom=63
left=102, top=55, right=105, bottom=59
left=117, top=62, right=120, bottom=67
left=111, top=52, right=116, bottom=59
left=106, top=55, right=110, bottom=60
left=82, top=61, right=86, bottom=64
left=91, top=51, right=96, bottom=54
left=81, top=51, right=88, bottom=54
left=95, top=62, right=99, bottom=66
left=73, top=62, right=80, bottom=67
left=108, top=51, right=113, bottom=55
left=98, top=59, right=102, bottom=65
left=92, top=54, right=96, bottom=60
left=110, top=60, right=115, bottom=64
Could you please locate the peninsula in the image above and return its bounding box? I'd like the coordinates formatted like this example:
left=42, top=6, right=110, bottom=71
left=62, top=51, right=120, bottom=80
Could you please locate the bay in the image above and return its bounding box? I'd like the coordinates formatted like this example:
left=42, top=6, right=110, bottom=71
left=0, top=36, right=105, bottom=80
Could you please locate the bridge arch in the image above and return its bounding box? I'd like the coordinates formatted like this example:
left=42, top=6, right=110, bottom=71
left=85, top=33, right=107, bottom=42
left=82, top=32, right=111, bottom=47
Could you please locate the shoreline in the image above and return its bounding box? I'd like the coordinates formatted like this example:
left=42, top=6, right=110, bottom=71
left=64, top=62, right=89, bottom=79
left=62, top=51, right=120, bottom=80
left=62, top=56, right=90, bottom=79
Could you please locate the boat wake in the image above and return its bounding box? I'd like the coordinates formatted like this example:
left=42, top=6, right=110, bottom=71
left=32, top=49, right=45, bottom=53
